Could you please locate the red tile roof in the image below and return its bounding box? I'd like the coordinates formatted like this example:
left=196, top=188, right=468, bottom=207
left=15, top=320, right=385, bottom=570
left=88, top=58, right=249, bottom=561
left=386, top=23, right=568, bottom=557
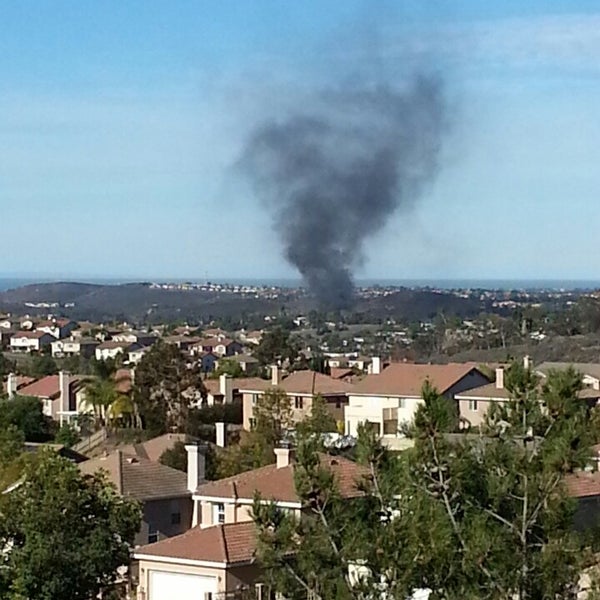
left=195, top=453, right=366, bottom=502
left=351, top=363, right=483, bottom=397
left=237, top=371, right=354, bottom=396
left=135, top=521, right=257, bottom=565
left=11, top=330, right=50, bottom=340
left=565, top=471, right=600, bottom=498
left=1, top=376, right=35, bottom=395
left=17, top=374, right=81, bottom=399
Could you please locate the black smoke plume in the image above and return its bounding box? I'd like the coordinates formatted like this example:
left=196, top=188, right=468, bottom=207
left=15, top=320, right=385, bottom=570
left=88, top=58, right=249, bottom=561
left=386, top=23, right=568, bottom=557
left=240, top=75, right=446, bottom=309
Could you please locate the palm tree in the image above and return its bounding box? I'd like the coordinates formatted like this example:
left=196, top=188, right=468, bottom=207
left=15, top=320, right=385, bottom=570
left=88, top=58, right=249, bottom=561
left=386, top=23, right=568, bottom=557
left=83, top=378, right=120, bottom=428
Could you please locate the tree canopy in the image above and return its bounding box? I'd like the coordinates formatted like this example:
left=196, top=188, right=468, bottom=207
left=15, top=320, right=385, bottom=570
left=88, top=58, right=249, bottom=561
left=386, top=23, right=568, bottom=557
left=133, top=341, right=206, bottom=436
left=0, top=450, right=141, bottom=600
left=252, top=364, right=600, bottom=599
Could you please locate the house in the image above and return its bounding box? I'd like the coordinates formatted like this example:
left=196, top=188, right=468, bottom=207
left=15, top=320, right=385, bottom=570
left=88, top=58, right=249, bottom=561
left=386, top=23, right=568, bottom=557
left=198, top=351, right=218, bottom=374
left=10, top=330, right=55, bottom=353
left=172, top=325, right=201, bottom=337
left=95, top=340, right=132, bottom=361
left=133, top=444, right=366, bottom=600
left=345, top=361, right=491, bottom=439
left=536, top=362, right=600, bottom=391
left=51, top=336, right=99, bottom=358
left=203, top=328, right=228, bottom=340
left=16, top=371, right=87, bottom=424
left=240, top=368, right=354, bottom=431
left=2, top=373, right=35, bottom=396
left=0, top=328, right=16, bottom=348
left=220, top=353, right=260, bottom=373
left=128, top=345, right=152, bottom=365
left=201, top=375, right=266, bottom=407
left=212, top=338, right=244, bottom=357
left=119, top=433, right=193, bottom=463
left=35, top=317, right=77, bottom=339
left=79, top=449, right=195, bottom=547
left=239, top=329, right=263, bottom=345
left=162, top=335, right=202, bottom=352
left=456, top=361, right=600, bottom=428
left=112, top=331, right=159, bottom=346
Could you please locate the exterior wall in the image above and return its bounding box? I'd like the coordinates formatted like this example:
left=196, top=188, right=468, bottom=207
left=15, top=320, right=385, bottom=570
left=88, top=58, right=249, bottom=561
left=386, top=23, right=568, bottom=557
left=136, top=559, right=226, bottom=598
left=95, top=346, right=126, bottom=361
left=137, top=496, right=194, bottom=546
left=457, top=398, right=501, bottom=427
left=225, top=564, right=263, bottom=593
left=243, top=390, right=347, bottom=431
left=345, top=394, right=421, bottom=437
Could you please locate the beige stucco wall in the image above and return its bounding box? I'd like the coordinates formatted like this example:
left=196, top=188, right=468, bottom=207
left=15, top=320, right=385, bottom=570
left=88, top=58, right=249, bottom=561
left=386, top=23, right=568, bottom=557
left=198, top=499, right=254, bottom=528
left=457, top=398, right=506, bottom=428
left=345, top=394, right=422, bottom=436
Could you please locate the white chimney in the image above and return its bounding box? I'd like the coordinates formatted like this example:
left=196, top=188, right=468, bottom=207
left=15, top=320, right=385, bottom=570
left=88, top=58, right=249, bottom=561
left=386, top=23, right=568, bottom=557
left=371, top=357, right=382, bottom=375
left=185, top=443, right=206, bottom=493
left=523, top=355, right=531, bottom=370
left=274, top=445, right=293, bottom=469
left=215, top=422, right=226, bottom=447
left=219, top=374, right=233, bottom=403
left=495, top=367, right=505, bottom=389
left=7, top=373, right=17, bottom=398
left=59, top=371, right=70, bottom=413
left=271, top=364, right=281, bottom=386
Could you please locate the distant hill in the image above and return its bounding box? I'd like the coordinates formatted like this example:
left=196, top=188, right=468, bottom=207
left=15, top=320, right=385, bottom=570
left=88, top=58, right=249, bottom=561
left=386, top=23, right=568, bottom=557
left=0, top=281, right=489, bottom=324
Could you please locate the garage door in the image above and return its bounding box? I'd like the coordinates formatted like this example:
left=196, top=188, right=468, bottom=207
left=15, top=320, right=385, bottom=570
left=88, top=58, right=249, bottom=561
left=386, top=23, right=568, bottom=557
left=149, top=570, right=217, bottom=600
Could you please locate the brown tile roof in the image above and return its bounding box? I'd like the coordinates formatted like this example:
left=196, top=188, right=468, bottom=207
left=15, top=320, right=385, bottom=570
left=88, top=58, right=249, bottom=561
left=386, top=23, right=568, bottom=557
left=195, top=453, right=366, bottom=502
left=119, top=433, right=190, bottom=463
left=79, top=450, right=190, bottom=501
left=456, top=382, right=510, bottom=400
left=565, top=471, right=600, bottom=498
left=17, top=374, right=82, bottom=399
left=456, top=382, right=600, bottom=401
left=97, top=341, right=131, bottom=350
left=330, top=367, right=355, bottom=379
left=351, top=363, right=483, bottom=397
left=2, top=376, right=35, bottom=395
left=11, top=330, right=50, bottom=340
left=135, top=521, right=256, bottom=565
left=537, top=362, right=600, bottom=380
left=237, top=371, right=353, bottom=396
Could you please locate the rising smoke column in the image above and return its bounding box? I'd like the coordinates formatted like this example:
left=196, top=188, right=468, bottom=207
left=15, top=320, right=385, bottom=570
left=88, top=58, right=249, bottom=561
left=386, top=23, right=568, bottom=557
left=240, top=75, right=446, bottom=309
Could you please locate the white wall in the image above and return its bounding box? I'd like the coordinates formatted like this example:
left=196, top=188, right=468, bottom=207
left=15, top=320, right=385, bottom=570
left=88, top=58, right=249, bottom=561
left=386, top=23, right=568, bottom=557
left=345, top=394, right=422, bottom=436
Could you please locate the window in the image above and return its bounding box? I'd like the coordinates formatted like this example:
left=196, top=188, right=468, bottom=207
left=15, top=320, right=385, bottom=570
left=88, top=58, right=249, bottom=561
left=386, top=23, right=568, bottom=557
left=170, top=512, right=181, bottom=525
left=468, top=399, right=478, bottom=411
left=252, top=394, right=258, bottom=406
left=214, top=502, right=225, bottom=524
left=249, top=417, right=256, bottom=429
left=294, top=396, right=304, bottom=409
left=148, top=525, right=159, bottom=544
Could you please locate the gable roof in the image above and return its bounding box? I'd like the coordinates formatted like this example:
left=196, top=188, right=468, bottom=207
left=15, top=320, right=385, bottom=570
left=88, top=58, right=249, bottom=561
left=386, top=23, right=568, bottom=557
left=195, top=453, right=366, bottom=502
left=351, top=363, right=484, bottom=397
left=537, top=362, right=600, bottom=380
left=237, top=371, right=354, bottom=396
left=11, top=330, right=51, bottom=340
left=135, top=521, right=256, bottom=565
left=78, top=450, right=190, bottom=501
left=17, top=374, right=82, bottom=399
left=565, top=471, right=600, bottom=498
left=119, top=433, right=190, bottom=463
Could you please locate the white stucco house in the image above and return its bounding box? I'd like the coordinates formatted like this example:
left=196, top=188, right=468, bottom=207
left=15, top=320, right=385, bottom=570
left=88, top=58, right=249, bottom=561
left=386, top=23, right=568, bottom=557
left=10, top=330, right=55, bottom=353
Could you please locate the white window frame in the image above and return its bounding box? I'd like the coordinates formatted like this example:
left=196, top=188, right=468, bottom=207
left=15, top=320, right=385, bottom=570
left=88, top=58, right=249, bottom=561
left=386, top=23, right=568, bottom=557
left=213, top=502, right=225, bottom=524
left=468, top=399, right=478, bottom=411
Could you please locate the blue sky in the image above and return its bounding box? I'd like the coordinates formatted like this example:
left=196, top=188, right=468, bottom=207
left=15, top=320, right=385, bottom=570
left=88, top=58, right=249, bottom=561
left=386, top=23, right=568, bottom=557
left=2, top=1, right=600, bottom=281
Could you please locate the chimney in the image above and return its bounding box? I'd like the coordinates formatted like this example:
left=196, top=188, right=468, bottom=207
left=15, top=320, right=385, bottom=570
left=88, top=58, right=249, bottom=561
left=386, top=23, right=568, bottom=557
left=274, top=443, right=294, bottom=469
left=59, top=371, right=70, bottom=413
left=371, top=357, right=382, bottom=375
left=523, top=355, right=531, bottom=370
left=219, top=374, right=233, bottom=403
left=215, top=422, right=226, bottom=447
left=271, top=364, right=281, bottom=386
left=7, top=373, right=17, bottom=398
left=185, top=443, right=206, bottom=493
left=495, top=367, right=504, bottom=390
